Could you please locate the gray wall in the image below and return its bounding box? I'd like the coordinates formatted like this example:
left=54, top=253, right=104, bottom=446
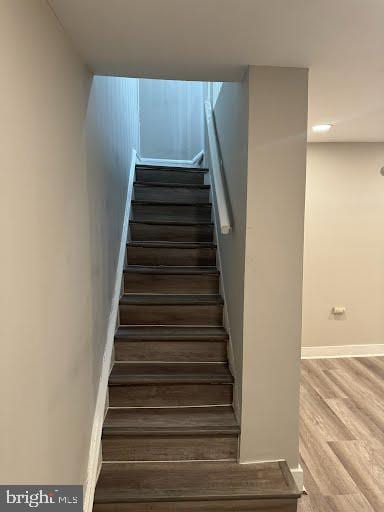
left=210, top=73, right=250, bottom=414
left=0, top=0, right=138, bottom=484
left=139, top=79, right=204, bottom=160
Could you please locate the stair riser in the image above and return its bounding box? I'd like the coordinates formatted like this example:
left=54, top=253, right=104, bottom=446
left=134, top=186, right=209, bottom=203
left=119, top=304, right=223, bottom=325
left=102, top=435, right=238, bottom=462
left=127, top=246, right=217, bottom=266
left=132, top=203, right=211, bottom=222
left=94, top=499, right=297, bottom=511
left=130, top=223, right=213, bottom=242
left=136, top=169, right=205, bottom=185
left=124, top=273, right=219, bottom=294
left=114, top=340, right=227, bottom=362
left=109, top=384, right=233, bottom=407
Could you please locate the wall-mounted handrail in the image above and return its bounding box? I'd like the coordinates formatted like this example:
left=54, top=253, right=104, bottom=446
left=204, top=100, right=231, bottom=235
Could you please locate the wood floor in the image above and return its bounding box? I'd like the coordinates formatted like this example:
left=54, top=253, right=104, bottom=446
left=298, top=356, right=384, bottom=512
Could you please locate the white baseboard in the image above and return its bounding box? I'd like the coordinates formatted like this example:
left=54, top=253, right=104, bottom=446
left=291, top=464, right=304, bottom=492
left=137, top=150, right=204, bottom=168
left=302, top=344, right=384, bottom=359
left=84, top=149, right=137, bottom=512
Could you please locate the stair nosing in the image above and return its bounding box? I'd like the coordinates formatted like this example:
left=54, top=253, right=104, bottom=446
left=132, top=200, right=212, bottom=207
left=109, top=362, right=233, bottom=386
left=130, top=220, right=213, bottom=226
left=134, top=181, right=210, bottom=189
left=109, top=376, right=234, bottom=385
left=94, top=491, right=300, bottom=504
left=136, top=165, right=208, bottom=173
left=114, top=326, right=229, bottom=342
left=119, top=294, right=224, bottom=305
left=127, top=241, right=217, bottom=248
left=102, top=426, right=240, bottom=436
left=123, top=266, right=219, bottom=275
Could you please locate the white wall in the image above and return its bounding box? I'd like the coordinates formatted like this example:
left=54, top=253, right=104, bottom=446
left=0, top=0, right=138, bottom=484
left=210, top=74, right=249, bottom=413
left=139, top=79, right=204, bottom=161
left=303, top=143, right=384, bottom=348
left=85, top=76, right=139, bottom=384
left=240, top=66, right=308, bottom=469
left=208, top=67, right=308, bottom=469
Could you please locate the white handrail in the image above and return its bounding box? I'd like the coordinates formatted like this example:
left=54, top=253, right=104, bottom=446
left=204, top=100, right=231, bottom=235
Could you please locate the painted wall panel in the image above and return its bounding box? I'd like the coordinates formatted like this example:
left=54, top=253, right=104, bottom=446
left=139, top=79, right=204, bottom=160
left=303, top=142, right=384, bottom=347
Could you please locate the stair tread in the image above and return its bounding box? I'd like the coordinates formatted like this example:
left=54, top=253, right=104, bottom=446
left=115, top=326, right=228, bottom=341
left=124, top=266, right=219, bottom=275
left=136, top=164, right=208, bottom=173
left=120, top=294, right=224, bottom=305
left=132, top=200, right=211, bottom=207
left=109, top=363, right=233, bottom=385
left=127, top=241, right=216, bottom=248
left=134, top=181, right=210, bottom=189
left=103, top=406, right=239, bottom=436
left=130, top=220, right=213, bottom=226
left=94, top=460, right=299, bottom=503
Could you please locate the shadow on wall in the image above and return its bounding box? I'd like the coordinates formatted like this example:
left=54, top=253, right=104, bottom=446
left=139, top=79, right=205, bottom=161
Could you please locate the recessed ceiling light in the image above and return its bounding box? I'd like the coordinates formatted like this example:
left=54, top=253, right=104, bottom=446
left=312, top=123, right=333, bottom=133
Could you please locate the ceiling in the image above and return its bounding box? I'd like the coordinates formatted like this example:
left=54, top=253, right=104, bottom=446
left=49, top=0, right=384, bottom=142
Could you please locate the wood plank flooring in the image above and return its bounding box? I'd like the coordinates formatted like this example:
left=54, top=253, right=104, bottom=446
left=298, top=356, right=384, bottom=512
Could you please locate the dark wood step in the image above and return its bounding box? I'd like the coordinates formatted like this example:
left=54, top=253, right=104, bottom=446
left=94, top=461, right=300, bottom=511
left=114, top=326, right=229, bottom=361
left=136, top=164, right=209, bottom=171
left=136, top=167, right=207, bottom=185
left=102, top=406, right=239, bottom=462
left=108, top=362, right=233, bottom=407
left=127, top=241, right=217, bottom=266
left=131, top=201, right=212, bottom=222
left=115, top=326, right=229, bottom=341
left=115, top=339, right=227, bottom=362
left=109, top=363, right=233, bottom=385
left=130, top=220, right=213, bottom=242
left=124, top=266, right=219, bottom=294
left=109, top=383, right=233, bottom=407
left=102, top=434, right=238, bottom=462
left=134, top=182, right=210, bottom=203
left=103, top=406, right=238, bottom=435
left=119, top=294, right=223, bottom=325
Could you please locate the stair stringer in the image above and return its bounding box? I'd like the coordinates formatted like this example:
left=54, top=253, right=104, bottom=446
left=206, top=171, right=241, bottom=427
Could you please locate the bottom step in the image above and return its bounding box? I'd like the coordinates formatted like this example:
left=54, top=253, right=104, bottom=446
left=94, top=500, right=297, bottom=511
left=94, top=461, right=299, bottom=511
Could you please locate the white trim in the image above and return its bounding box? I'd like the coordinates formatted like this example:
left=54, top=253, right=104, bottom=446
left=137, top=152, right=204, bottom=168
left=301, top=344, right=384, bottom=359
left=291, top=464, right=304, bottom=492
left=204, top=100, right=231, bottom=235
left=137, top=83, right=141, bottom=158
left=84, top=149, right=137, bottom=512
left=208, top=176, right=240, bottom=421
left=191, top=150, right=204, bottom=165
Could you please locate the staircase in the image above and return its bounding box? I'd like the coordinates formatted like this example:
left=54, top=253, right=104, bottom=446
left=93, top=164, right=299, bottom=511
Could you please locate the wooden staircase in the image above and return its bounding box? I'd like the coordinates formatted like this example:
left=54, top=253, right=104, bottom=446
left=93, top=164, right=299, bottom=511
